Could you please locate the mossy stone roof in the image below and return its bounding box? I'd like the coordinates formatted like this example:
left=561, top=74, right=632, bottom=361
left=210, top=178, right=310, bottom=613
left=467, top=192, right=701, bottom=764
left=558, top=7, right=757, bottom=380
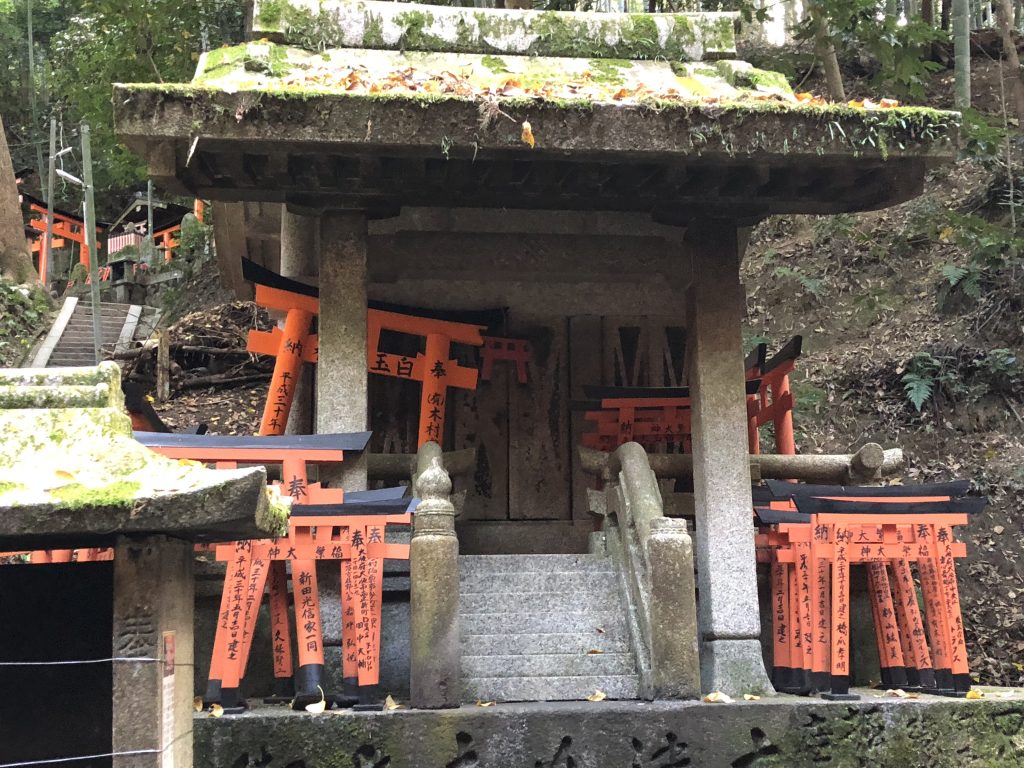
left=0, top=362, right=289, bottom=549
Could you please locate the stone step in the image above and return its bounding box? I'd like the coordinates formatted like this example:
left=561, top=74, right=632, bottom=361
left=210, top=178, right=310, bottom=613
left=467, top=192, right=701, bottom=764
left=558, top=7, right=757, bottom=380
left=458, top=554, right=614, bottom=575
left=461, top=631, right=630, bottom=656
left=459, top=571, right=620, bottom=594
left=462, top=652, right=637, bottom=678
left=462, top=674, right=639, bottom=703
left=460, top=590, right=623, bottom=614
left=461, top=610, right=626, bottom=636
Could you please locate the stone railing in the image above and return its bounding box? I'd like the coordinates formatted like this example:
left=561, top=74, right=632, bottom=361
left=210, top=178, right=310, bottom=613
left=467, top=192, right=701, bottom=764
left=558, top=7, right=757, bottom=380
left=409, top=441, right=461, bottom=708
left=584, top=442, right=699, bottom=699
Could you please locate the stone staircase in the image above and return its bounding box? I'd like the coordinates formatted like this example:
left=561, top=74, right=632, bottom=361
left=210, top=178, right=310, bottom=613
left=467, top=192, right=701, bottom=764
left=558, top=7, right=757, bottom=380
left=32, top=299, right=156, bottom=368
left=459, top=553, right=639, bottom=702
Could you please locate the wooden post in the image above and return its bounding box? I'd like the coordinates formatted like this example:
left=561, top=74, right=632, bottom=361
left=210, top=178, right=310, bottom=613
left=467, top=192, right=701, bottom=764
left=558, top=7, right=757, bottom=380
left=112, top=535, right=194, bottom=768
left=156, top=330, right=170, bottom=402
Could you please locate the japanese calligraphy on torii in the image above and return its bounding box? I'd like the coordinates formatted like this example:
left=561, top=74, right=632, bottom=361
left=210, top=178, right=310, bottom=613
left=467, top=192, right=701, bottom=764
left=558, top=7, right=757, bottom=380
left=367, top=309, right=485, bottom=447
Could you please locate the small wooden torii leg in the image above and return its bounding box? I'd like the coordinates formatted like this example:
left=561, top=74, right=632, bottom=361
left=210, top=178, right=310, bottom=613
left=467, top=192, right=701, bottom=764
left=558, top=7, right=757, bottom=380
left=263, top=560, right=297, bottom=703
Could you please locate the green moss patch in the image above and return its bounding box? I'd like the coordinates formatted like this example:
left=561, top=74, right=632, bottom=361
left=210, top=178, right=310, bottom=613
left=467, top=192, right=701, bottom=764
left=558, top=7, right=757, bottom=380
left=51, top=481, right=142, bottom=510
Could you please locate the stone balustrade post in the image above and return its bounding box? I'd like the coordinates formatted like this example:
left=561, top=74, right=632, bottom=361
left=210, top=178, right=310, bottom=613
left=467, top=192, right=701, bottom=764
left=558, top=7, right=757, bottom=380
left=644, top=517, right=700, bottom=699
left=410, top=453, right=461, bottom=708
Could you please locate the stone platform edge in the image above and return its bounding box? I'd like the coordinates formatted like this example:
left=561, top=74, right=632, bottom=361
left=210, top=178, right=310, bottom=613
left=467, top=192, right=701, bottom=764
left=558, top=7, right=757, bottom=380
left=195, top=692, right=1024, bottom=767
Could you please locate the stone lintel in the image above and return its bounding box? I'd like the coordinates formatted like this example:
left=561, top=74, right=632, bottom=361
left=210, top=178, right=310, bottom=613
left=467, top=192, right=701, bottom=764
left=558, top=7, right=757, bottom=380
left=114, top=85, right=955, bottom=218
left=192, top=696, right=1024, bottom=766
left=251, top=0, right=735, bottom=61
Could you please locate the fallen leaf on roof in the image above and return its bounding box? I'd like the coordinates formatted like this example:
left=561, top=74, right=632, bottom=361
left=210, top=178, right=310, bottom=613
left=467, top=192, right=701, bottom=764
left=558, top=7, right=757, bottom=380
left=521, top=121, right=535, bottom=149
left=476, top=700, right=495, bottom=707
left=586, top=690, right=607, bottom=702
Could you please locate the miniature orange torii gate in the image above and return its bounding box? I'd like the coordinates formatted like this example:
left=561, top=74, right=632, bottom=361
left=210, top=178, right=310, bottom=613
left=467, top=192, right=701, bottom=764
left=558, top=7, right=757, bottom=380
left=367, top=309, right=485, bottom=446
left=209, top=493, right=412, bottom=711
left=245, top=285, right=320, bottom=436
left=246, top=281, right=486, bottom=446
left=755, top=485, right=981, bottom=699
left=134, top=431, right=370, bottom=709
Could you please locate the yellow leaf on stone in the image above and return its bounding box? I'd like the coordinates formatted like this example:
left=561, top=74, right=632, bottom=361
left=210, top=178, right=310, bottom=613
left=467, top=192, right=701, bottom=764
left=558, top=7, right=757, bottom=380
left=55, top=470, right=75, bottom=480
left=743, top=694, right=760, bottom=701
left=209, top=704, right=224, bottom=718
left=476, top=700, right=495, bottom=707
left=305, top=686, right=327, bottom=713
left=193, top=697, right=203, bottom=712
left=521, top=121, right=535, bottom=149
left=966, top=689, right=985, bottom=699
left=384, top=695, right=404, bottom=710
left=703, top=691, right=733, bottom=704
left=145, top=395, right=155, bottom=403
left=586, top=690, right=607, bottom=702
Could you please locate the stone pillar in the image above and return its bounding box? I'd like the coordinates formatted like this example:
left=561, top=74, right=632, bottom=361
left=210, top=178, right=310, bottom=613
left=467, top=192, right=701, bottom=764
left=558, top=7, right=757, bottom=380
left=685, top=220, right=773, bottom=695
left=281, top=207, right=319, bottom=436
left=112, top=535, right=194, bottom=768
left=316, top=211, right=368, bottom=490
left=410, top=454, right=461, bottom=708
left=646, top=517, right=701, bottom=699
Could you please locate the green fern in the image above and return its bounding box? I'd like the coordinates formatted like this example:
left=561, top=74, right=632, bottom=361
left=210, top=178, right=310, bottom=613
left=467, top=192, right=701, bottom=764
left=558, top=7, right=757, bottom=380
left=941, top=263, right=968, bottom=286
left=902, top=373, right=934, bottom=412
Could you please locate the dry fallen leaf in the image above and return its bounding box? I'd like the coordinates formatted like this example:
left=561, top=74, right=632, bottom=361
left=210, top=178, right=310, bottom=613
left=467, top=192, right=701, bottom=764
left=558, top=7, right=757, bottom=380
left=193, top=697, right=203, bottom=712
left=703, top=691, right=734, bottom=704
left=305, top=686, right=327, bottom=714
left=55, top=469, right=75, bottom=480
left=743, top=694, right=760, bottom=701
left=885, top=688, right=919, bottom=699
left=384, top=694, right=404, bottom=710
left=586, top=690, right=607, bottom=702
left=521, top=121, right=535, bottom=149
left=209, top=703, right=224, bottom=718
left=595, top=627, right=606, bottom=634
left=966, top=689, right=985, bottom=699
left=475, top=700, right=495, bottom=707
left=587, top=649, right=605, bottom=655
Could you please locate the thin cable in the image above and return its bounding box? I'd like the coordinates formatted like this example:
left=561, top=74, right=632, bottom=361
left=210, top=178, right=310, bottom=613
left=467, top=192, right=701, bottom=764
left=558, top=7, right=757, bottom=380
left=0, top=657, right=194, bottom=667
left=0, top=749, right=158, bottom=768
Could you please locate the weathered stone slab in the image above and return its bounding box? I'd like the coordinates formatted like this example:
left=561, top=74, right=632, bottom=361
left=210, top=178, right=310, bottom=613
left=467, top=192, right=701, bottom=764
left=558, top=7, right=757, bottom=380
left=0, top=362, right=288, bottom=549
left=194, top=695, right=1024, bottom=767
left=251, top=0, right=735, bottom=61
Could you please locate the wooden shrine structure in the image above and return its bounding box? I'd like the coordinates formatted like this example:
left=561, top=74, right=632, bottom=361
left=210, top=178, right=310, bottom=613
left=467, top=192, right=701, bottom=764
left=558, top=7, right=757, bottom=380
left=114, top=0, right=960, bottom=698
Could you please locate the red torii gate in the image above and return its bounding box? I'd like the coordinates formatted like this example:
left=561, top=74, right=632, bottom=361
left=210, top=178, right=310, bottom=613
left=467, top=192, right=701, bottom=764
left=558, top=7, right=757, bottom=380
left=246, top=281, right=485, bottom=446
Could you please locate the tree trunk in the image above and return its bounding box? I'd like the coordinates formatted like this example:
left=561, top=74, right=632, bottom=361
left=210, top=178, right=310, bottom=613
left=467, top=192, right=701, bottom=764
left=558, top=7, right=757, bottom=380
left=0, top=114, right=38, bottom=283
left=943, top=0, right=953, bottom=30
left=954, top=0, right=972, bottom=108
left=810, top=4, right=846, bottom=102
left=996, top=0, right=1024, bottom=122
left=923, top=0, right=935, bottom=25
